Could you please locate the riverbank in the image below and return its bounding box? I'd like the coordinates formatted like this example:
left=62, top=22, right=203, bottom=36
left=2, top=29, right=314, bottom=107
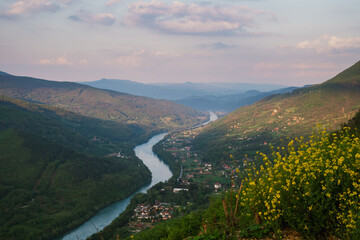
left=60, top=133, right=171, bottom=240
left=86, top=112, right=219, bottom=239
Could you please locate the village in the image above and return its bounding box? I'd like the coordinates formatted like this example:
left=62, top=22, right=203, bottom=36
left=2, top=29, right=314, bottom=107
left=128, top=201, right=177, bottom=233
left=127, top=124, right=245, bottom=233
left=161, top=128, right=241, bottom=191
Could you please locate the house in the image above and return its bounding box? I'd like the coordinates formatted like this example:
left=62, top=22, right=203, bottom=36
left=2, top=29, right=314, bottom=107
left=223, top=164, right=231, bottom=170
left=173, top=188, right=189, bottom=193
left=214, top=183, right=222, bottom=189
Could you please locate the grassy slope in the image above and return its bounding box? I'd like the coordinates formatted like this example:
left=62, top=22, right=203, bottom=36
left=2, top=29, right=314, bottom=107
left=193, top=60, right=360, bottom=163
left=0, top=75, right=205, bottom=133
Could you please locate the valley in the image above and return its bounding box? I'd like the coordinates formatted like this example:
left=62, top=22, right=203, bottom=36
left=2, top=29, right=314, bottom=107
left=1, top=60, right=360, bottom=240
left=0, top=74, right=206, bottom=240
left=2, top=0, right=359, bottom=238
left=83, top=60, right=360, bottom=240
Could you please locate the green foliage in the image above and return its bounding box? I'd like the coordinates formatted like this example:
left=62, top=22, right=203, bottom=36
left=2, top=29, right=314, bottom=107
left=241, top=128, right=360, bottom=238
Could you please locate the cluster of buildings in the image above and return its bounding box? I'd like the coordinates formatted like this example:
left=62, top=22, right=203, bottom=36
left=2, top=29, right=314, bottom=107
left=133, top=202, right=175, bottom=222
left=161, top=131, right=239, bottom=191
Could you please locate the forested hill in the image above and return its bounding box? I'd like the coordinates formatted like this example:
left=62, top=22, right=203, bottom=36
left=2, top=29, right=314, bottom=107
left=0, top=74, right=205, bottom=134
left=193, top=60, right=360, bottom=163
left=0, top=95, right=154, bottom=240
left=0, top=95, right=143, bottom=155
left=0, top=128, right=151, bottom=240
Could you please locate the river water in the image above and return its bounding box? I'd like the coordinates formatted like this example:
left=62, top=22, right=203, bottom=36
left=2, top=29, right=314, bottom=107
left=204, top=111, right=218, bottom=124
left=61, top=133, right=171, bottom=240
left=61, top=112, right=217, bottom=240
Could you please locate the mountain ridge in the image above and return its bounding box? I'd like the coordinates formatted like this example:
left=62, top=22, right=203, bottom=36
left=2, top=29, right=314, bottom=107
left=0, top=74, right=205, bottom=135
left=82, top=78, right=288, bottom=100
left=175, top=86, right=299, bottom=112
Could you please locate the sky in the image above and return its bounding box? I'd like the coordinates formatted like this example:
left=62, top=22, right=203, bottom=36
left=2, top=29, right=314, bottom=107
left=0, top=0, right=359, bottom=86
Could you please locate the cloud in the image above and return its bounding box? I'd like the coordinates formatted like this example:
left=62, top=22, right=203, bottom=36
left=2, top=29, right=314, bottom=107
left=0, top=0, right=70, bottom=19
left=297, top=35, right=360, bottom=54
left=106, top=50, right=179, bottom=67
left=37, top=54, right=77, bottom=66
left=123, top=1, right=274, bottom=35
left=199, top=42, right=237, bottom=50
left=106, top=0, right=122, bottom=6
left=69, top=11, right=116, bottom=25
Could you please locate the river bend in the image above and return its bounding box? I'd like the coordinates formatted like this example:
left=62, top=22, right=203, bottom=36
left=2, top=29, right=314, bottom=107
left=61, top=133, right=171, bottom=240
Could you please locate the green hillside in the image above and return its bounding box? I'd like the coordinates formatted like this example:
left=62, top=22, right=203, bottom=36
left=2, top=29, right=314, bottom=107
left=0, top=95, right=145, bottom=156
left=0, top=95, right=155, bottom=239
left=193, top=60, right=360, bottom=163
left=0, top=96, right=156, bottom=239
left=0, top=128, right=151, bottom=240
left=325, top=60, right=360, bottom=84
left=0, top=74, right=205, bottom=134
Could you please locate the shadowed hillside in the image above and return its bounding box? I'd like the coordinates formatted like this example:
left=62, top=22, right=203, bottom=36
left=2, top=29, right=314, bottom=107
left=0, top=95, right=146, bottom=156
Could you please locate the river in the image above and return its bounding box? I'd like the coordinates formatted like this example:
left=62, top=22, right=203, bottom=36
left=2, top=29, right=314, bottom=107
left=203, top=111, right=218, bottom=124
left=60, top=133, right=171, bottom=240
left=61, top=112, right=217, bottom=240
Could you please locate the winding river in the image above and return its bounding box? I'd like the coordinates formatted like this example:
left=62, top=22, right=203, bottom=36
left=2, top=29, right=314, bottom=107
left=61, top=133, right=171, bottom=240
left=61, top=111, right=217, bottom=240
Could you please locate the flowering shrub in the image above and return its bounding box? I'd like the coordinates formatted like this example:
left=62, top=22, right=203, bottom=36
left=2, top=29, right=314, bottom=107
left=240, top=127, right=360, bottom=238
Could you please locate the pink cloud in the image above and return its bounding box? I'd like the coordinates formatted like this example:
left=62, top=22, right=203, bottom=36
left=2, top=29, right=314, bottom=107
left=297, top=35, right=360, bottom=54
left=69, top=11, right=116, bottom=25
left=106, top=50, right=180, bottom=67
left=124, top=1, right=274, bottom=35
left=38, top=54, right=77, bottom=66
left=0, top=0, right=69, bottom=18
left=106, top=0, right=122, bottom=6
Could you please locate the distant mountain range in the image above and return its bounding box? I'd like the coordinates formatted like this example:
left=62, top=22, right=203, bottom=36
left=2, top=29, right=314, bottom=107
left=82, top=79, right=293, bottom=112
left=193, top=60, right=360, bottom=163
left=82, top=79, right=288, bottom=100
left=175, top=87, right=299, bottom=112
left=0, top=71, right=10, bottom=76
